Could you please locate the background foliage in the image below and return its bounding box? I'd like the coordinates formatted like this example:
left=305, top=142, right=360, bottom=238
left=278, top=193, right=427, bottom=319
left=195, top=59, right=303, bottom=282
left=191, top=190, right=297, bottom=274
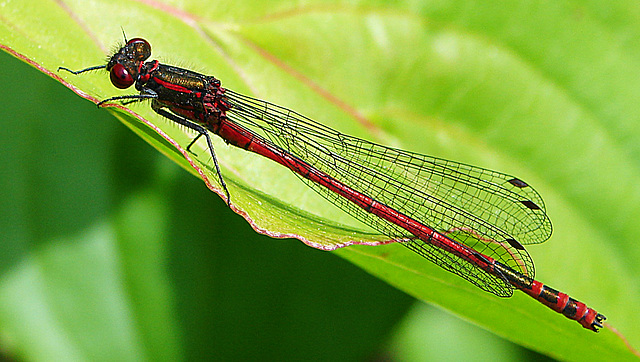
left=1, top=0, right=639, bottom=360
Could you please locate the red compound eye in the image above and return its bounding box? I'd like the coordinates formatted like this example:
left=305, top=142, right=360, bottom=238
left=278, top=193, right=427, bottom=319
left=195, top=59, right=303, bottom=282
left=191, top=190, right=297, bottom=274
left=127, top=38, right=152, bottom=61
left=110, top=63, right=134, bottom=89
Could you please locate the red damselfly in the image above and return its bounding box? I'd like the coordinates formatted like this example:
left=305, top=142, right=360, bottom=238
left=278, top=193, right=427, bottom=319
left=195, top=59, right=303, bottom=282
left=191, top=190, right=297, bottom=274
left=59, top=37, right=605, bottom=332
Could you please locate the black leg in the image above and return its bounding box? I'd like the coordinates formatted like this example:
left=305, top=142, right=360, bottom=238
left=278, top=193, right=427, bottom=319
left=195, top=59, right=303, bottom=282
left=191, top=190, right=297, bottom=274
left=154, top=108, right=231, bottom=206
left=186, top=133, right=203, bottom=153
left=97, top=93, right=157, bottom=107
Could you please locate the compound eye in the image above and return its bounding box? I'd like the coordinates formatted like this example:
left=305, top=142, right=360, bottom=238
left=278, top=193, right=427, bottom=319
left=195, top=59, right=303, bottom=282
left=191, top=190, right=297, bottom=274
left=127, top=38, right=152, bottom=61
left=110, top=63, right=135, bottom=89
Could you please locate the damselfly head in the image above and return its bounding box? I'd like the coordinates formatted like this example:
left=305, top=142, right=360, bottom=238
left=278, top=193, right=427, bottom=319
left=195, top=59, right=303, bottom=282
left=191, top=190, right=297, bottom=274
left=106, top=38, right=152, bottom=89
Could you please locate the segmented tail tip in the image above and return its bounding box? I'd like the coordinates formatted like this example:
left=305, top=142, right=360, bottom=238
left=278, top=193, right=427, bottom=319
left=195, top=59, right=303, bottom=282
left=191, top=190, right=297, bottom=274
left=592, top=313, right=606, bottom=332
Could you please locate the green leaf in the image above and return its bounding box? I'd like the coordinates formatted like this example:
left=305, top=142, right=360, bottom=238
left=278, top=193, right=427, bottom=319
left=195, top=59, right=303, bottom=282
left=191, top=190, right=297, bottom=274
left=1, top=0, right=639, bottom=360
left=0, top=47, right=412, bottom=361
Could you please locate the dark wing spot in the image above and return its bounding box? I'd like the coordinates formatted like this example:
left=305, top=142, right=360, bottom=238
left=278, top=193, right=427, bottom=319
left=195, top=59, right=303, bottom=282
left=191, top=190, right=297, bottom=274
left=521, top=200, right=541, bottom=210
left=505, top=238, right=525, bottom=250
left=472, top=251, right=491, bottom=264
left=508, top=178, right=529, bottom=188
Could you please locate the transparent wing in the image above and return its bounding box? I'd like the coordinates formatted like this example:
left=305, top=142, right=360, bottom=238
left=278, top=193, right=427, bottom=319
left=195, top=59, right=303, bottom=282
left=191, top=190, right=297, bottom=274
left=222, top=90, right=552, bottom=297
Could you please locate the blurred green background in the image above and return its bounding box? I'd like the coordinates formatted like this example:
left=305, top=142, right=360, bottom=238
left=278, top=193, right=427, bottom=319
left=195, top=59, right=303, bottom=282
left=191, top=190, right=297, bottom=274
left=0, top=48, right=549, bottom=361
